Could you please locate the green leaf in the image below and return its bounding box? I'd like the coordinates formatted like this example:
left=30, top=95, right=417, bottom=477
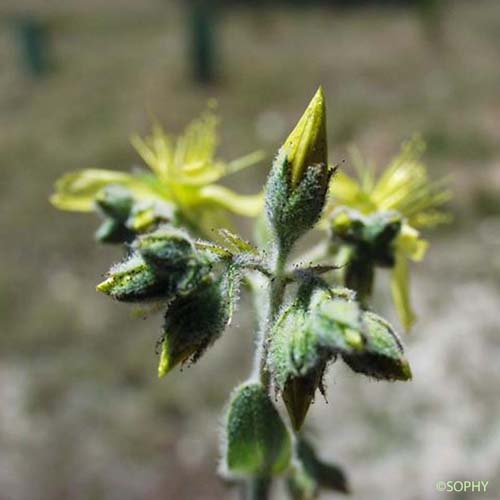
left=224, top=382, right=291, bottom=477
left=342, top=311, right=412, bottom=381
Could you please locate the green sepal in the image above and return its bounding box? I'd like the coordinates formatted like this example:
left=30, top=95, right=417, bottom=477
left=282, top=367, right=324, bottom=432
left=158, top=269, right=239, bottom=377
left=331, top=209, right=402, bottom=268
left=342, top=311, right=412, bottom=381
left=223, top=382, right=291, bottom=478
left=96, top=229, right=211, bottom=303
left=95, top=185, right=134, bottom=221
left=95, top=217, right=135, bottom=244
left=96, top=253, right=176, bottom=302
left=94, top=186, right=136, bottom=244
left=266, top=152, right=332, bottom=251
left=133, top=226, right=199, bottom=274
left=287, top=440, right=349, bottom=500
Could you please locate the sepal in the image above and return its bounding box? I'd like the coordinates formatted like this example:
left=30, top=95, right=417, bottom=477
left=342, top=311, right=412, bottom=381
left=158, top=269, right=239, bottom=377
left=287, top=440, right=349, bottom=500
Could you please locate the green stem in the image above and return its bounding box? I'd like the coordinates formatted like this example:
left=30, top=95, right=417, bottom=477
left=246, top=246, right=288, bottom=500
left=246, top=476, right=271, bottom=500
left=259, top=246, right=287, bottom=391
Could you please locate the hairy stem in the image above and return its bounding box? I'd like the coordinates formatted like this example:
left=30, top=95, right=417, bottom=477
left=246, top=476, right=271, bottom=500
left=247, top=246, right=288, bottom=500
left=259, top=246, right=287, bottom=391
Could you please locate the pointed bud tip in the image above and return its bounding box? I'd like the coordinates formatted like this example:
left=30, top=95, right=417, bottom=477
left=284, top=87, right=328, bottom=188
left=401, top=359, right=413, bottom=380
left=96, top=278, right=113, bottom=294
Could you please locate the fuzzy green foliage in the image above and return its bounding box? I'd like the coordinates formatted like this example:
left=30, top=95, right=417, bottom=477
left=224, top=383, right=291, bottom=478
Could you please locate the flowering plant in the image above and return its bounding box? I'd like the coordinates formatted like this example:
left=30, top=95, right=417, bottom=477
left=52, top=88, right=449, bottom=499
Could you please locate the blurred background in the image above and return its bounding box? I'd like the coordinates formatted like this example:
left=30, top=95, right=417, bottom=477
left=1, top=0, right=499, bottom=499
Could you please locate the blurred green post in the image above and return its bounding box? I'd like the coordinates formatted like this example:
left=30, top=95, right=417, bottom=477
left=14, top=16, right=51, bottom=77
left=188, top=0, right=217, bottom=84
left=417, top=0, right=444, bottom=45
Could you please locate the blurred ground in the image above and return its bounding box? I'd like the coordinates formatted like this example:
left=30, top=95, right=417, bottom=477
left=1, top=1, right=499, bottom=499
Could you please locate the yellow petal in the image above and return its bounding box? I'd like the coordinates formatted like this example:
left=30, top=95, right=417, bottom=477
left=283, top=86, right=327, bottom=188
left=396, top=224, right=428, bottom=262
left=50, top=169, right=159, bottom=212
left=391, top=254, right=416, bottom=332
left=198, top=185, right=263, bottom=217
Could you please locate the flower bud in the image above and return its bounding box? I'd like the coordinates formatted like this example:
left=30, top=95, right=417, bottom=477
left=158, top=270, right=239, bottom=377
left=342, top=311, right=412, bottom=381
left=96, top=253, right=171, bottom=302
left=96, top=228, right=211, bottom=303
left=265, top=88, right=331, bottom=251
left=268, top=287, right=364, bottom=429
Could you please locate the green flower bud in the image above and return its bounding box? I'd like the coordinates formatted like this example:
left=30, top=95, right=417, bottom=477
left=282, top=367, right=324, bottom=432
left=96, top=254, right=173, bottom=302
left=265, top=88, right=332, bottom=251
left=342, top=311, right=412, bottom=381
left=96, top=229, right=211, bottom=302
left=158, top=270, right=238, bottom=376
left=133, top=226, right=198, bottom=273
left=268, top=287, right=364, bottom=429
left=222, top=382, right=291, bottom=478
left=331, top=209, right=402, bottom=267
left=126, top=200, right=175, bottom=233
left=331, top=209, right=403, bottom=303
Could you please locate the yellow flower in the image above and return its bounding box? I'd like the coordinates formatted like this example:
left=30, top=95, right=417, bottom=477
left=324, top=136, right=451, bottom=330
left=51, top=109, right=264, bottom=235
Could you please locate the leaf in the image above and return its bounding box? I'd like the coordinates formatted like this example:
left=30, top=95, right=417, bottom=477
left=342, top=311, right=412, bottom=381
left=50, top=169, right=160, bottom=212
left=224, top=383, right=291, bottom=478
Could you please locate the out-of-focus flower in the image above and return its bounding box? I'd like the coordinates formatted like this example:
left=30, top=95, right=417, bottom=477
left=51, top=110, right=264, bottom=236
left=324, top=136, right=451, bottom=330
